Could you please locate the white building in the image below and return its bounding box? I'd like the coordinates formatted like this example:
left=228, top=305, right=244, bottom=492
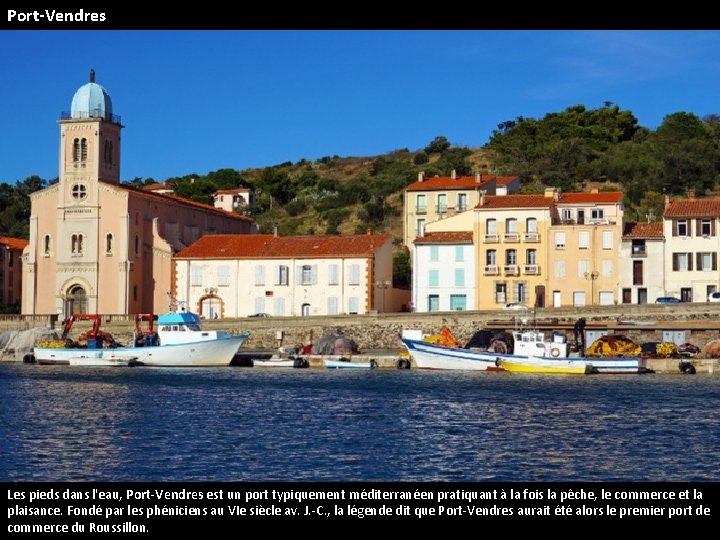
left=619, top=222, right=665, bottom=304
left=412, top=231, right=475, bottom=312
left=213, top=188, right=254, bottom=213
left=663, top=197, right=720, bottom=302
left=174, top=233, right=394, bottom=317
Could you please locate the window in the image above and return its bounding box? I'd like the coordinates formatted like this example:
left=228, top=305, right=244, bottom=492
left=457, top=193, right=467, bottom=211
left=579, top=231, right=590, bottom=249
left=554, top=260, right=566, bottom=278
left=495, top=283, right=507, bottom=304
left=437, top=193, right=448, bottom=213
left=697, top=252, right=717, bottom=271
left=255, top=265, right=265, bottom=286
left=254, top=297, right=265, bottom=315
left=631, top=239, right=646, bottom=256
left=513, top=282, right=527, bottom=303
left=450, top=294, right=467, bottom=311
left=526, top=218, right=537, bottom=233
left=505, top=249, right=517, bottom=265
left=602, top=231, right=613, bottom=249
left=43, top=235, right=51, bottom=256
left=486, top=219, right=497, bottom=235
left=554, top=231, right=566, bottom=249
left=416, top=194, right=427, bottom=213
left=700, top=218, right=713, bottom=236
left=72, top=138, right=80, bottom=162
left=526, top=249, right=537, bottom=265
left=428, top=270, right=439, bottom=287
left=591, top=209, right=604, bottom=220
left=71, top=183, right=87, bottom=201
left=602, top=259, right=613, bottom=278
left=8, top=252, right=12, bottom=267
left=633, top=260, right=643, bottom=285
left=348, top=297, right=359, bottom=314
left=455, top=246, right=464, bottom=261
left=275, top=265, right=289, bottom=286
left=454, top=269, right=465, bottom=287
left=573, top=291, right=586, bottom=307
left=327, top=297, right=339, bottom=315
left=506, top=218, right=518, bottom=234
left=599, top=292, right=614, bottom=306
left=561, top=208, right=573, bottom=221
left=105, top=233, right=113, bottom=254
left=133, top=285, right=137, bottom=302
left=416, top=219, right=425, bottom=237
left=672, top=253, right=691, bottom=271
left=676, top=220, right=688, bottom=237
left=191, top=265, right=202, bottom=286
left=427, top=295, right=440, bottom=312
left=348, top=264, right=360, bottom=286
left=134, top=235, right=139, bottom=256
left=273, top=297, right=285, bottom=316
left=301, top=265, right=312, bottom=285
left=71, top=234, right=83, bottom=255
left=577, top=260, right=589, bottom=278
left=80, top=138, right=87, bottom=162
left=218, top=265, right=230, bottom=286
left=429, top=246, right=439, bottom=261
left=327, top=264, right=339, bottom=285
left=486, top=249, right=496, bottom=266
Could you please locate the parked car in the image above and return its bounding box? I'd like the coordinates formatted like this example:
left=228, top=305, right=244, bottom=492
left=248, top=312, right=271, bottom=318
left=503, top=302, right=529, bottom=310
left=708, top=292, right=720, bottom=302
left=655, top=297, right=682, bottom=304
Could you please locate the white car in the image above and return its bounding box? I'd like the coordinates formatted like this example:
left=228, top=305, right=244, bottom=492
left=503, top=302, right=529, bottom=310
left=709, top=292, right=720, bottom=302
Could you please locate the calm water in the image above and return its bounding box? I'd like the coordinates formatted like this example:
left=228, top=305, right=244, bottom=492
left=0, top=364, right=718, bottom=482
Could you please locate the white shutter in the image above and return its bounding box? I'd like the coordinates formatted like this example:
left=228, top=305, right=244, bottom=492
left=254, top=297, right=265, bottom=315
left=327, top=297, right=338, bottom=315
left=311, top=265, right=318, bottom=284
left=255, top=265, right=265, bottom=286
left=273, top=265, right=281, bottom=285
left=349, top=264, right=360, bottom=285
left=602, top=231, right=613, bottom=249
left=348, top=297, right=359, bottom=314
left=218, top=265, right=230, bottom=286
left=328, top=264, right=339, bottom=285
left=273, top=297, right=285, bottom=316
left=579, top=231, right=590, bottom=249
left=296, top=265, right=303, bottom=285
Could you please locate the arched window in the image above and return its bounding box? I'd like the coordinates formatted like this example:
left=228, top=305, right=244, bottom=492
left=105, top=233, right=113, bottom=254
left=71, top=234, right=84, bottom=255
left=80, top=138, right=88, bottom=162
left=43, top=235, right=51, bottom=256
left=67, top=285, right=87, bottom=315
left=72, top=138, right=80, bottom=162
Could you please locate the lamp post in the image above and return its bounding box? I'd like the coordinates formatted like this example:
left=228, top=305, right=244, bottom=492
left=584, top=271, right=599, bottom=306
left=375, top=280, right=392, bottom=312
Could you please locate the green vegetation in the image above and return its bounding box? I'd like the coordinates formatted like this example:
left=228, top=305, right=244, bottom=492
left=2, top=105, right=719, bottom=289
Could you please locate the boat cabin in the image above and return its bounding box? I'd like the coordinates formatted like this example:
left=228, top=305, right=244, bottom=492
left=512, top=330, right=568, bottom=359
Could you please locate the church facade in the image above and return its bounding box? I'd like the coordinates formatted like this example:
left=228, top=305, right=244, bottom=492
left=22, top=71, right=254, bottom=316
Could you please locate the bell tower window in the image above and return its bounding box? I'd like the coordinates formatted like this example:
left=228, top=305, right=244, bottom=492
left=80, top=138, right=88, bottom=162
left=72, top=184, right=87, bottom=201
left=73, top=138, right=80, bottom=162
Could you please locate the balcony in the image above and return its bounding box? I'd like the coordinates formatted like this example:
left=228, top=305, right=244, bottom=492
left=503, top=233, right=520, bottom=242
left=524, top=264, right=539, bottom=275
left=524, top=232, right=540, bottom=242
left=483, top=265, right=499, bottom=276
left=416, top=207, right=427, bottom=215
left=631, top=247, right=647, bottom=258
left=503, top=265, right=519, bottom=276
left=484, top=234, right=499, bottom=243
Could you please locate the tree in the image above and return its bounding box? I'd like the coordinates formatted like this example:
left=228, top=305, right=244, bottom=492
left=424, top=136, right=450, bottom=154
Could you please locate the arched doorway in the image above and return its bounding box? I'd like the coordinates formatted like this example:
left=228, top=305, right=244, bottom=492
left=301, top=303, right=311, bottom=316
left=200, top=295, right=222, bottom=319
left=65, top=285, right=88, bottom=317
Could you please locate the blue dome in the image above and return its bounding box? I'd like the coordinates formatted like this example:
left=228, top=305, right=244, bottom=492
left=70, top=74, right=113, bottom=120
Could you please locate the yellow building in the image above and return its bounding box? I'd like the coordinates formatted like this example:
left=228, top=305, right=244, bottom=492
left=548, top=190, right=624, bottom=307
left=474, top=193, right=554, bottom=309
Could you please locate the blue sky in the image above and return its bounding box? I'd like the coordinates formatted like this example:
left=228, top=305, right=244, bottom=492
left=1, top=30, right=718, bottom=184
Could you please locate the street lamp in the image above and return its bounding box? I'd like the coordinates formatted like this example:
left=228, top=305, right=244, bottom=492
left=584, top=271, right=599, bottom=306
left=375, top=280, right=392, bottom=312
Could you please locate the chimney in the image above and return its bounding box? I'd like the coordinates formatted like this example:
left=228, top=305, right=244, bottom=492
left=479, top=190, right=487, bottom=207
left=366, top=228, right=372, bottom=235
left=417, top=171, right=424, bottom=183
left=475, top=172, right=482, bottom=184
left=664, top=195, right=671, bottom=207
left=544, top=187, right=556, bottom=199
left=688, top=190, right=695, bottom=199
left=451, top=169, right=457, bottom=180
left=273, top=225, right=278, bottom=237
left=590, top=186, right=599, bottom=194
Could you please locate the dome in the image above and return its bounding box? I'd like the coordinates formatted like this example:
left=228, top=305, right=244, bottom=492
left=70, top=69, right=113, bottom=121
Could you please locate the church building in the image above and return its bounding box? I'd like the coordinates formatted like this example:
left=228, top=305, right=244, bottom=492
left=22, top=71, right=254, bottom=316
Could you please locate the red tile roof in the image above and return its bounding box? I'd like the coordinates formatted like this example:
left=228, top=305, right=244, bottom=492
left=176, top=234, right=390, bottom=259
left=622, top=222, right=664, bottom=239
left=557, top=192, right=623, bottom=204
left=105, top=181, right=254, bottom=223
left=0, top=236, right=29, bottom=250
left=405, top=175, right=518, bottom=192
left=476, top=194, right=554, bottom=209
left=143, top=183, right=174, bottom=191
left=664, top=198, right=720, bottom=218
left=214, top=188, right=251, bottom=195
left=414, top=232, right=473, bottom=245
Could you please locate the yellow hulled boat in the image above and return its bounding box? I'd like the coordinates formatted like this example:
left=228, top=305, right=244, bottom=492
left=498, top=357, right=592, bottom=375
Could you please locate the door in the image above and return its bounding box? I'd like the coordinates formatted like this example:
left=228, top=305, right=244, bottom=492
left=577, top=210, right=585, bottom=225
left=681, top=288, right=692, bottom=302
left=638, top=288, right=647, bottom=304
left=553, top=290, right=561, bottom=308
left=301, top=303, right=311, bottom=316
left=633, top=261, right=643, bottom=285
left=534, top=285, right=545, bottom=308
left=622, top=288, right=631, bottom=304
left=428, top=295, right=439, bottom=312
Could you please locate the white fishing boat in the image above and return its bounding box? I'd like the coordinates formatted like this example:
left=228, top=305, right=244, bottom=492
left=324, top=357, right=377, bottom=369
left=402, top=327, right=642, bottom=374
left=252, top=356, right=309, bottom=368
left=33, top=311, right=250, bottom=367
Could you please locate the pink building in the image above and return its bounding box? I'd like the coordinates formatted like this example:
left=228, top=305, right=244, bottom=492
left=22, top=71, right=254, bottom=316
left=0, top=236, right=28, bottom=309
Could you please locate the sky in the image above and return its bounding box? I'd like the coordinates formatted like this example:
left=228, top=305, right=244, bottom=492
left=1, top=30, right=718, bottom=184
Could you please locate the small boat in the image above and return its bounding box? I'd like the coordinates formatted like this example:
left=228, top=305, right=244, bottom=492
left=33, top=311, right=250, bottom=367
left=324, top=357, right=377, bottom=369
left=253, top=356, right=309, bottom=368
